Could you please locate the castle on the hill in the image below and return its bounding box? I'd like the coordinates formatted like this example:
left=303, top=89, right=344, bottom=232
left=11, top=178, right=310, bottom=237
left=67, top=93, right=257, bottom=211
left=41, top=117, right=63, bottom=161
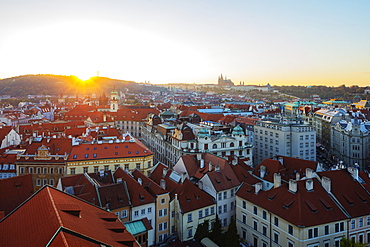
left=218, top=74, right=234, bottom=87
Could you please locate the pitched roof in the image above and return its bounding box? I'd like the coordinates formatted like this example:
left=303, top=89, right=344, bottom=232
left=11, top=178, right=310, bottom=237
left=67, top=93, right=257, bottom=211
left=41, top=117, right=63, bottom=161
left=0, top=186, right=137, bottom=247
left=180, top=153, right=240, bottom=191
left=68, top=139, right=152, bottom=161
left=131, top=169, right=168, bottom=197
left=236, top=179, right=347, bottom=227
left=114, top=168, right=155, bottom=207
left=319, top=169, right=370, bottom=218
left=149, top=163, right=214, bottom=213
left=0, top=174, right=34, bottom=218
left=0, top=126, right=13, bottom=141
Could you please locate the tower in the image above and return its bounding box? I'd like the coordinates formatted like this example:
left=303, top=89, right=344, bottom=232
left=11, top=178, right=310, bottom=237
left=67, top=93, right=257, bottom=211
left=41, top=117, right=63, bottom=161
left=110, top=89, right=119, bottom=112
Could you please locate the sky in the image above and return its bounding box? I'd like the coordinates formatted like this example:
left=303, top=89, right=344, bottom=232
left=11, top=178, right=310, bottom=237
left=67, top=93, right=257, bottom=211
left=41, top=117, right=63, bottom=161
left=0, top=0, right=369, bottom=86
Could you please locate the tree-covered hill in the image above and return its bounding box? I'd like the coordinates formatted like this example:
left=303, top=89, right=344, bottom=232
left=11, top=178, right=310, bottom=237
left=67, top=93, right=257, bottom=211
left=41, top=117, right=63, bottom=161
left=0, top=74, right=166, bottom=97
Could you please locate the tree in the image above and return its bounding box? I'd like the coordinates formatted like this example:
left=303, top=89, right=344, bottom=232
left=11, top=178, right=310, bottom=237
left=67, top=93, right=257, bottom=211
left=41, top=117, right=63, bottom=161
left=194, top=220, right=210, bottom=242
left=210, top=215, right=224, bottom=246
left=340, top=237, right=367, bottom=247
left=224, top=217, right=239, bottom=247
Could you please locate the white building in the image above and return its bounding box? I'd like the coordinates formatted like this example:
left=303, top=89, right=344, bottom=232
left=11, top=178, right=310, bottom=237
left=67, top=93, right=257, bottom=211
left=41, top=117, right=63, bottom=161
left=331, top=119, right=370, bottom=169
left=254, top=118, right=316, bottom=165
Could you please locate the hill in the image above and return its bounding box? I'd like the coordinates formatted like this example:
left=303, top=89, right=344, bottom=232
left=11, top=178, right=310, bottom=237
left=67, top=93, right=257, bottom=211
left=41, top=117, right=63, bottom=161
left=0, top=74, right=166, bottom=98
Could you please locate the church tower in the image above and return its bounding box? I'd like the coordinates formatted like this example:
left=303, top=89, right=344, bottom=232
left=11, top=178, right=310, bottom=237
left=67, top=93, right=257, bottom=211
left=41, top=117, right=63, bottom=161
left=110, top=89, right=119, bottom=112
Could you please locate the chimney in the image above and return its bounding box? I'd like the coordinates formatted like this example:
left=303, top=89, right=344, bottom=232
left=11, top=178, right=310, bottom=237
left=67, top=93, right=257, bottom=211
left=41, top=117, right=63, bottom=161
left=163, top=168, right=168, bottom=177
left=306, top=179, right=314, bottom=191
left=306, top=168, right=313, bottom=179
left=260, top=165, right=266, bottom=178
left=232, top=157, right=238, bottom=166
left=347, top=167, right=359, bottom=181
left=197, top=153, right=202, bottom=161
left=274, top=173, right=281, bottom=188
left=137, top=178, right=142, bottom=185
left=322, top=176, right=331, bottom=193
left=296, top=172, right=300, bottom=181
left=160, top=179, right=166, bottom=190
left=209, top=162, right=213, bottom=172
left=181, top=172, right=186, bottom=183
left=289, top=179, right=297, bottom=193
left=278, top=156, right=284, bottom=164
left=255, top=182, right=262, bottom=194
left=200, top=159, right=205, bottom=169
left=199, top=181, right=203, bottom=190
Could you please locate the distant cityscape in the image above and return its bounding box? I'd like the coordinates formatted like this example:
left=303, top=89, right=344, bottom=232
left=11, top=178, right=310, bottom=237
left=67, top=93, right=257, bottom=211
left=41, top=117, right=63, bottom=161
left=0, top=74, right=370, bottom=247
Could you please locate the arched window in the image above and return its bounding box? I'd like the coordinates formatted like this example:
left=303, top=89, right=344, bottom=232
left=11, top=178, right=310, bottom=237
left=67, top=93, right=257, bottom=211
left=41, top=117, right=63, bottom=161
left=230, top=142, right=235, bottom=147
left=213, top=144, right=217, bottom=149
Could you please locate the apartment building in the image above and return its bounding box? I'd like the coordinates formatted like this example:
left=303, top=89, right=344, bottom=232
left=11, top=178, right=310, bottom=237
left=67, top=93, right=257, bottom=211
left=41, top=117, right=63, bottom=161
left=331, top=119, right=370, bottom=169
left=254, top=118, right=316, bottom=165
left=236, top=178, right=348, bottom=247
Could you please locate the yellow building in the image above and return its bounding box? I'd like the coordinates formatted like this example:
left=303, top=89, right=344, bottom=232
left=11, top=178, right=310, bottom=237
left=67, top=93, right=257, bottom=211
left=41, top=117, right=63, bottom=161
left=67, top=138, right=153, bottom=176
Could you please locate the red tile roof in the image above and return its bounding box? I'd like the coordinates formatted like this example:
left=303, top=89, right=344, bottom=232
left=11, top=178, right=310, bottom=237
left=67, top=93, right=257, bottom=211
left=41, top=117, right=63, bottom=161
left=236, top=179, right=347, bottom=227
left=319, top=169, right=370, bottom=218
left=0, top=174, right=34, bottom=218
left=149, top=163, right=215, bottom=213
left=68, top=139, right=152, bottom=161
left=132, top=169, right=168, bottom=197
left=0, top=126, right=13, bottom=141
left=0, top=186, right=138, bottom=247
left=114, top=168, right=155, bottom=207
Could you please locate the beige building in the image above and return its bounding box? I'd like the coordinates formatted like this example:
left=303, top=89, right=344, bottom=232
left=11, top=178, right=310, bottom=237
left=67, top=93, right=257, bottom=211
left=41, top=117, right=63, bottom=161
left=236, top=177, right=348, bottom=247
left=66, top=137, right=153, bottom=176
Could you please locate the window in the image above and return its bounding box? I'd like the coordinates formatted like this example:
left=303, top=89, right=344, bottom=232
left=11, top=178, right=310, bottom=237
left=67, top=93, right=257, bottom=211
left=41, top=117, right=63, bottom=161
left=262, top=211, right=267, bottom=220
left=262, top=224, right=267, bottom=236
left=36, top=178, right=41, bottom=186
left=223, top=191, right=227, bottom=199
left=29, top=167, right=33, bottom=173
left=210, top=207, right=214, bottom=215
left=351, top=220, right=355, bottom=229
left=253, top=206, right=257, bottom=215
left=20, top=167, right=25, bottom=174
left=187, top=228, right=193, bottom=238
left=49, top=179, right=54, bottom=186
left=43, top=179, right=48, bottom=186
left=199, top=210, right=203, bottom=219
left=114, top=164, right=119, bottom=170
left=274, top=232, right=279, bottom=243
left=121, top=210, right=127, bottom=218
left=141, top=209, right=145, bottom=215
left=242, top=201, right=246, bottom=209
left=288, top=225, right=293, bottom=235
left=58, top=168, right=63, bottom=174
left=230, top=189, right=234, bottom=197
left=274, top=217, right=279, bottom=227
left=134, top=210, right=139, bottom=217
left=253, top=220, right=258, bottom=230
left=359, top=218, right=364, bottom=227
left=188, top=213, right=192, bottom=222
left=94, top=166, right=99, bottom=173
left=84, top=154, right=89, bottom=158
left=223, top=204, right=227, bottom=213
left=325, top=225, right=329, bottom=235
left=231, top=202, right=234, bottom=210
left=159, top=208, right=167, bottom=217
left=148, top=161, right=151, bottom=168
left=37, top=167, right=41, bottom=174
left=83, top=167, right=88, bottom=173
left=104, top=165, right=109, bottom=171
left=115, top=212, right=120, bottom=218
left=218, top=193, right=222, bottom=201
left=70, top=168, right=76, bottom=174
left=148, top=207, right=152, bottom=213
left=242, top=214, right=247, bottom=224
left=124, top=164, right=129, bottom=170
left=218, top=206, right=222, bottom=215
left=136, top=163, right=140, bottom=170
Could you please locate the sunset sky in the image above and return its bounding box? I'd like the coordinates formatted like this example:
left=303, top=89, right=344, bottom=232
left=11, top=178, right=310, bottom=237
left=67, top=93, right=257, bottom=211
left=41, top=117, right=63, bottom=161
left=0, top=0, right=369, bottom=86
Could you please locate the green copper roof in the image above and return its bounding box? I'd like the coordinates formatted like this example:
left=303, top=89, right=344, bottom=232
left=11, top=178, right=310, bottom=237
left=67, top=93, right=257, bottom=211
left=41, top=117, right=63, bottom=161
left=124, top=220, right=146, bottom=236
